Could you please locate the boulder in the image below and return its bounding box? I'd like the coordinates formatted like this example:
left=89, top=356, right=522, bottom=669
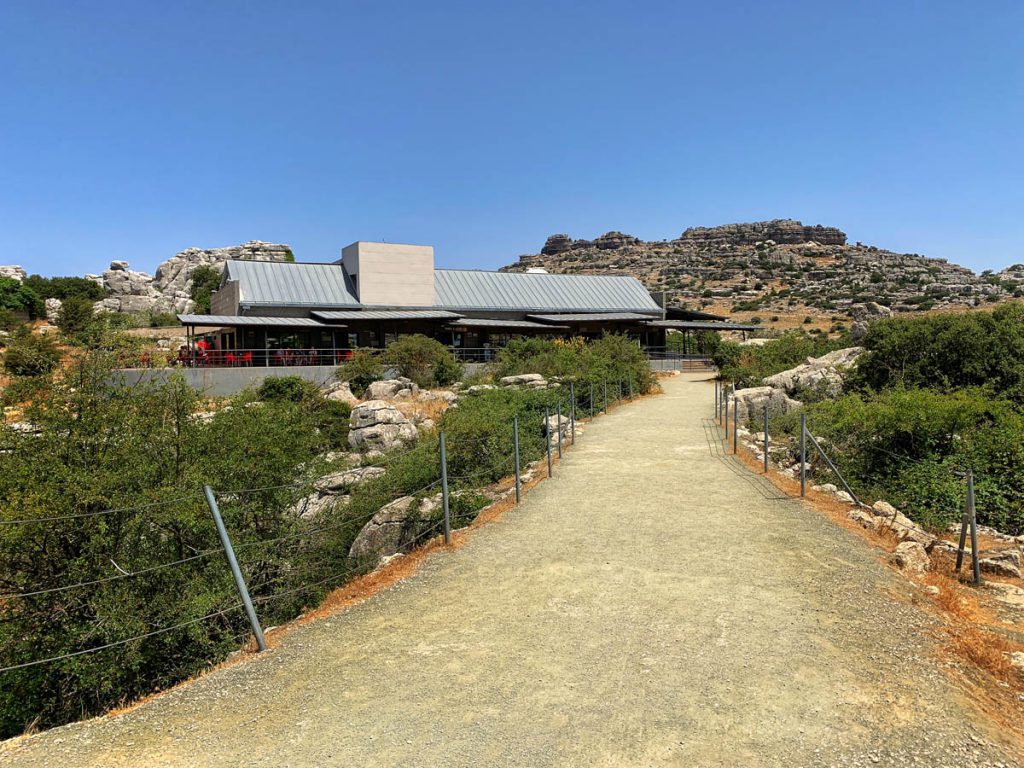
left=314, top=466, right=386, bottom=494
left=348, top=401, right=418, bottom=452
left=288, top=493, right=345, bottom=521
left=892, top=541, right=930, bottom=573
left=729, top=386, right=802, bottom=425
left=500, top=373, right=547, bottom=388
left=45, top=297, right=62, bottom=323
left=0, top=266, right=26, bottom=282
left=762, top=347, right=863, bottom=398
left=979, top=550, right=1022, bottom=579
left=848, top=508, right=879, bottom=530
left=365, top=378, right=419, bottom=400
left=322, top=381, right=359, bottom=406
left=348, top=496, right=420, bottom=561
left=849, top=302, right=894, bottom=342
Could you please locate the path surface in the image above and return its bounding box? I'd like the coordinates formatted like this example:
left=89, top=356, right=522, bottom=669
left=4, top=375, right=1021, bottom=767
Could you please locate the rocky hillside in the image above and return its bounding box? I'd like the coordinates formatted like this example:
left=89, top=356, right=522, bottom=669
left=502, top=220, right=1023, bottom=318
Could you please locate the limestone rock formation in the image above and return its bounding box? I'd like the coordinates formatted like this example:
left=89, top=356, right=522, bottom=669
left=503, top=219, right=995, bottom=318
left=364, top=378, right=419, bottom=400
left=762, top=347, right=863, bottom=398
left=321, top=380, right=359, bottom=406
left=348, top=400, right=419, bottom=452
left=849, top=302, right=894, bottom=342
left=348, top=496, right=419, bottom=561
left=0, top=266, right=26, bottom=282
left=892, top=541, right=930, bottom=573
left=728, top=385, right=802, bottom=425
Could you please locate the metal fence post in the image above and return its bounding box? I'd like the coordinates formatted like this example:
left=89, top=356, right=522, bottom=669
left=799, top=413, right=807, bottom=497
left=569, top=382, right=576, bottom=444
left=732, top=395, right=738, bottom=454
left=763, top=403, right=769, bottom=473
left=603, top=380, right=608, bottom=413
left=628, top=377, right=633, bottom=399
left=589, top=381, right=595, bottom=419
left=513, top=416, right=521, bottom=504
left=556, top=400, right=563, bottom=459
left=968, top=470, right=981, bottom=586
left=440, top=431, right=451, bottom=545
left=715, top=379, right=719, bottom=419
left=545, top=406, right=553, bottom=477
left=203, top=485, right=267, bottom=652
left=724, top=384, right=729, bottom=436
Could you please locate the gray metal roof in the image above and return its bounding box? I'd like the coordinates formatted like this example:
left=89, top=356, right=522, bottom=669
left=647, top=320, right=759, bottom=331
left=312, top=309, right=462, bottom=321
left=528, top=312, right=660, bottom=323
left=176, top=314, right=345, bottom=328
left=225, top=261, right=359, bottom=307
left=448, top=317, right=569, bottom=330
left=434, top=270, right=660, bottom=313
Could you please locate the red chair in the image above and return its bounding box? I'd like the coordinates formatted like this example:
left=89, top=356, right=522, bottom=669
left=225, top=352, right=238, bottom=367
left=241, top=352, right=253, bottom=367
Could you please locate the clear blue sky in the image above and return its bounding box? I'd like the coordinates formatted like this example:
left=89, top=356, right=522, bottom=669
left=2, top=0, right=1022, bottom=276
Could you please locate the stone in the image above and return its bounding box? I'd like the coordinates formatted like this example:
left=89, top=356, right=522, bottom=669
left=348, top=496, right=419, bottom=561
left=834, top=490, right=855, bottom=504
left=762, top=348, right=863, bottom=399
left=288, top=493, right=344, bottom=521
left=979, top=550, right=1022, bottom=579
left=872, top=500, right=900, bottom=518
left=322, top=381, right=358, bottom=406
left=848, top=508, right=878, bottom=530
left=729, top=386, right=802, bottom=425
left=892, top=541, right=930, bottom=573
left=348, top=400, right=418, bottom=452
left=365, top=378, right=419, bottom=400
left=0, top=266, right=26, bottom=282
left=314, top=466, right=386, bottom=494
left=500, top=373, right=546, bottom=387
left=44, top=297, right=62, bottom=323
left=849, top=301, right=894, bottom=342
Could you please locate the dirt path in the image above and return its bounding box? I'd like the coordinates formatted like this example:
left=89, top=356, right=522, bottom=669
left=4, top=374, right=1022, bottom=767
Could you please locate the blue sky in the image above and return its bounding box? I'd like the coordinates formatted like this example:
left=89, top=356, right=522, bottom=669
left=2, top=0, right=1022, bottom=276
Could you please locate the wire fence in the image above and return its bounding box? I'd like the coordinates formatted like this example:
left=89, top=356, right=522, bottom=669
left=0, top=376, right=642, bottom=687
left=712, top=379, right=989, bottom=585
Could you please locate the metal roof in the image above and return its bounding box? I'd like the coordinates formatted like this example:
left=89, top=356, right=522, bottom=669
left=312, top=309, right=463, bottom=321
left=448, top=317, right=569, bottom=330
left=225, top=261, right=359, bottom=307
left=434, top=270, right=661, bottom=313
left=176, top=314, right=345, bottom=328
left=528, top=312, right=660, bottom=323
left=646, top=320, right=760, bottom=331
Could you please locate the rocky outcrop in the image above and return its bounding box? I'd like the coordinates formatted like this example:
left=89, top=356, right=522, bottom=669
left=0, top=266, right=26, bottom=282
left=44, top=298, right=62, bottom=323
left=348, top=400, right=418, bottom=452
left=95, top=241, right=293, bottom=315
left=321, top=380, right=359, bottom=406
left=979, top=550, right=1022, bottom=579
left=503, top=219, right=995, bottom=318
left=762, top=347, right=863, bottom=398
left=314, top=466, right=386, bottom=493
left=849, top=302, right=894, bottom=342
left=680, top=220, right=847, bottom=246
left=499, top=373, right=548, bottom=389
left=365, top=378, right=419, bottom=400
left=153, top=240, right=292, bottom=313
left=729, top=386, right=802, bottom=425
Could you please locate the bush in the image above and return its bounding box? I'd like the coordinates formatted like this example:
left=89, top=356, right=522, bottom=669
left=256, top=375, right=321, bottom=403
left=382, top=335, right=461, bottom=388
left=188, top=266, right=222, bottom=315
left=23, top=275, right=105, bottom=302
left=0, top=277, right=43, bottom=319
left=492, top=335, right=655, bottom=394
left=257, top=376, right=351, bottom=449
left=2, top=327, right=61, bottom=376
left=56, top=296, right=96, bottom=340
left=337, top=349, right=383, bottom=396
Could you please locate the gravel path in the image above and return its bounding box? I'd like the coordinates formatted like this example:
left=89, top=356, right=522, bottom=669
left=3, top=374, right=1022, bottom=767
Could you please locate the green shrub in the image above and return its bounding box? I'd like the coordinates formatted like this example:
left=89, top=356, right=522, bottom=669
left=337, top=349, right=383, bottom=396
left=23, top=275, right=105, bottom=302
left=712, top=331, right=846, bottom=388
left=2, top=327, right=61, bottom=376
left=256, top=376, right=351, bottom=449
left=432, top=352, right=464, bottom=385
left=492, top=335, right=655, bottom=394
left=55, top=296, right=96, bottom=340
left=256, top=375, right=321, bottom=403
left=382, top=335, right=460, bottom=388
left=188, top=266, right=222, bottom=315
left=0, top=277, right=44, bottom=319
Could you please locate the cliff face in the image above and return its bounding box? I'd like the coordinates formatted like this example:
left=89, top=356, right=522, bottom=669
left=505, top=220, right=1008, bottom=316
